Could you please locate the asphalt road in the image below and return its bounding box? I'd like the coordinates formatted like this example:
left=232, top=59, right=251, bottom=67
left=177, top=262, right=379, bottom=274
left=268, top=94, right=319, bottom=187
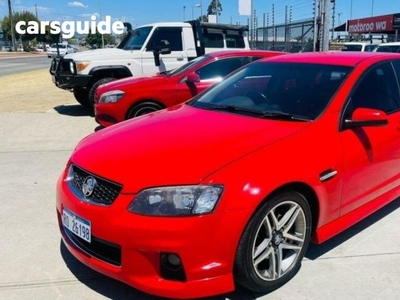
left=0, top=54, right=51, bottom=77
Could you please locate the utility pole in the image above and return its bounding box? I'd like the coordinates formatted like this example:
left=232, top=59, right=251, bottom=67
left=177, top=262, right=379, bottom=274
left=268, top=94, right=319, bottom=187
left=98, top=0, right=105, bottom=48
left=320, top=0, right=331, bottom=51
left=7, top=0, right=17, bottom=52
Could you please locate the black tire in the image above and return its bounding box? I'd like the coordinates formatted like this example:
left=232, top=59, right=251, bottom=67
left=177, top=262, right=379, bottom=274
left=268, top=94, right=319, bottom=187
left=234, top=191, right=312, bottom=293
left=88, top=77, right=115, bottom=107
left=73, top=88, right=90, bottom=108
left=127, top=102, right=164, bottom=119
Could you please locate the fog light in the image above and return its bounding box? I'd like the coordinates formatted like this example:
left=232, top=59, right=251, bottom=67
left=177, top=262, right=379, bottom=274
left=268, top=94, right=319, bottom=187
left=167, top=254, right=181, bottom=267
left=160, top=252, right=186, bottom=281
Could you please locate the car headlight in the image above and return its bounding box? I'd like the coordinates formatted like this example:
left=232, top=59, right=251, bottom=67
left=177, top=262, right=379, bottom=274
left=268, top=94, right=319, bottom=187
left=75, top=61, right=90, bottom=72
left=128, top=185, right=224, bottom=216
left=99, top=90, right=125, bottom=103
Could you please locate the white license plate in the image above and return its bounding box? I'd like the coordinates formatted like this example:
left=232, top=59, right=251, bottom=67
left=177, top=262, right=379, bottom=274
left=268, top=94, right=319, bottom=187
left=62, top=207, right=91, bottom=243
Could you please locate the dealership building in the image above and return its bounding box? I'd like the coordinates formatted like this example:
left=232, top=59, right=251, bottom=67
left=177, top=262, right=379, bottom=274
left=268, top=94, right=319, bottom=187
left=335, top=13, right=400, bottom=42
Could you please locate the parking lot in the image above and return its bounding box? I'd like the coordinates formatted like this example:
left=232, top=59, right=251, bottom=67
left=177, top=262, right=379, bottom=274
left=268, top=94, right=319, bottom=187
left=1, top=68, right=400, bottom=300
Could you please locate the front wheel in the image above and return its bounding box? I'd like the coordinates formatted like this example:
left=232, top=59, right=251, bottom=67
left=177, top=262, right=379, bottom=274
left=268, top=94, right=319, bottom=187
left=234, top=191, right=312, bottom=293
left=73, top=88, right=90, bottom=108
left=127, top=102, right=164, bottom=119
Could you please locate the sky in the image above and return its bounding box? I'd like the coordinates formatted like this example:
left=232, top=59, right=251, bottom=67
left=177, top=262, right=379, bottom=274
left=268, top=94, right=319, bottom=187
left=1, top=0, right=400, bottom=28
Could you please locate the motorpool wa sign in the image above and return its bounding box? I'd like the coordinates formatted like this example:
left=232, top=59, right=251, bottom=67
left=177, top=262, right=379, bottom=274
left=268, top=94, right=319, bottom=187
left=348, top=14, right=393, bottom=34
left=15, top=15, right=124, bottom=39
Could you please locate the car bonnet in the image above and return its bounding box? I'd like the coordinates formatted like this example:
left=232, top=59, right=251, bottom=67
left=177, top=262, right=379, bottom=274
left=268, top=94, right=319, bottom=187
left=70, top=104, right=309, bottom=193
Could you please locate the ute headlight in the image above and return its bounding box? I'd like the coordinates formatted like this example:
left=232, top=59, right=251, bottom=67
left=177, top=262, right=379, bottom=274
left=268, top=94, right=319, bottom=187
left=75, top=61, right=90, bottom=72
left=128, top=185, right=224, bottom=216
left=99, top=90, right=125, bottom=103
left=69, top=61, right=75, bottom=74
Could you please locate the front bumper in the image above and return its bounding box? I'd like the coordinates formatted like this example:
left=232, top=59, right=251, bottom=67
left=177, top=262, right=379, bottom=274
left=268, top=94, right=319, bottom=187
left=94, top=102, right=127, bottom=127
left=56, top=172, right=248, bottom=299
left=50, top=58, right=92, bottom=90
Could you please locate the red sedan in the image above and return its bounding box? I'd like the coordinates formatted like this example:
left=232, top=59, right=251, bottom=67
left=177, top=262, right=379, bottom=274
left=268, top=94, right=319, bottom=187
left=57, top=52, right=400, bottom=298
left=94, top=50, right=284, bottom=127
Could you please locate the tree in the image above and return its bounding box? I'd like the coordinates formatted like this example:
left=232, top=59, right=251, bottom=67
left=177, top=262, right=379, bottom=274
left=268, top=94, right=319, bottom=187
left=1, top=11, right=39, bottom=42
left=207, top=0, right=222, bottom=17
left=85, top=32, right=115, bottom=48
left=36, top=24, right=60, bottom=45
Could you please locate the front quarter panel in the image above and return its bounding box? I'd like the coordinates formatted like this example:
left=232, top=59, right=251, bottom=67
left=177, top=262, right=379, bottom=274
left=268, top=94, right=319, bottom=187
left=201, top=114, right=344, bottom=244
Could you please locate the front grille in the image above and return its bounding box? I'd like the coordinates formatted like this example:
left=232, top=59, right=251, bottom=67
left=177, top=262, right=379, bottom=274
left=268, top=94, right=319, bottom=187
left=51, top=57, right=73, bottom=75
left=68, top=164, right=122, bottom=205
left=58, top=211, right=121, bottom=266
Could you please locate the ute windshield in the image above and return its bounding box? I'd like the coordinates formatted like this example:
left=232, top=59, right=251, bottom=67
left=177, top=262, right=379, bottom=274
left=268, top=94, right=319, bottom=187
left=123, top=26, right=152, bottom=50
left=191, top=62, right=352, bottom=121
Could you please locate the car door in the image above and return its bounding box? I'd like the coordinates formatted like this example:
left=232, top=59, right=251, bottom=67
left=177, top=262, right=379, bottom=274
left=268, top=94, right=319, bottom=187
left=141, top=27, right=188, bottom=74
left=339, top=61, right=400, bottom=216
left=175, top=56, right=254, bottom=103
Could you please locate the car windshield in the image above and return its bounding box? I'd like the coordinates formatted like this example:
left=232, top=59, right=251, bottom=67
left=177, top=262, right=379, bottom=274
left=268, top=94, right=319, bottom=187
left=166, top=55, right=210, bottom=76
left=190, top=62, right=352, bottom=121
left=123, top=26, right=152, bottom=50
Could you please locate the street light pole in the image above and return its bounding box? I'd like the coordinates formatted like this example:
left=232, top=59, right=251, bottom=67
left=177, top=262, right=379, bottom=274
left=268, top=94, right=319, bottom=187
left=200, top=0, right=203, bottom=21
left=371, top=0, right=374, bottom=16
left=194, top=4, right=201, bottom=20
left=350, top=0, right=353, bottom=20
left=215, top=0, right=218, bottom=23
left=183, top=6, right=186, bottom=21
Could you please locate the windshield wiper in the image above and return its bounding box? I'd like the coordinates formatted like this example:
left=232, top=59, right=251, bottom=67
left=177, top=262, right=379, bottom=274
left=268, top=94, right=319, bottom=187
left=258, top=110, right=312, bottom=121
left=200, top=104, right=311, bottom=121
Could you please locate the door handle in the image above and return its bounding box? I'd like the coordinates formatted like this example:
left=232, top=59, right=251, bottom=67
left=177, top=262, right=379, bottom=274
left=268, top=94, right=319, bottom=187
left=177, top=57, right=184, bottom=61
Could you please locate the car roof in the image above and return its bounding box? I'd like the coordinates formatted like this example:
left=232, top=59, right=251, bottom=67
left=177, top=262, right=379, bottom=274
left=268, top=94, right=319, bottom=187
left=258, top=51, right=400, bottom=66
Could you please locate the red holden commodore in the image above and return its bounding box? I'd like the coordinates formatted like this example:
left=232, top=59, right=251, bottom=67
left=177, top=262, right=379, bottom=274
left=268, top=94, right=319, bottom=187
left=57, top=51, right=400, bottom=299
left=94, top=50, right=284, bottom=127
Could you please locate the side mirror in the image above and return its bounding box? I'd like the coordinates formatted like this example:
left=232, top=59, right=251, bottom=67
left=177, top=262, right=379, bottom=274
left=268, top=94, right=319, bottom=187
left=153, top=40, right=171, bottom=67
left=186, top=72, right=200, bottom=84
left=157, top=40, right=171, bottom=55
left=344, top=107, right=388, bottom=128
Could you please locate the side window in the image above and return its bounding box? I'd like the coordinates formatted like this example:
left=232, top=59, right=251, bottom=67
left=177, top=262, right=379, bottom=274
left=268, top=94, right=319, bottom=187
left=364, top=45, right=376, bottom=52
left=146, top=27, right=183, bottom=52
left=345, top=62, right=400, bottom=118
left=225, top=34, right=245, bottom=48
left=195, top=57, right=245, bottom=80
left=203, top=33, right=224, bottom=48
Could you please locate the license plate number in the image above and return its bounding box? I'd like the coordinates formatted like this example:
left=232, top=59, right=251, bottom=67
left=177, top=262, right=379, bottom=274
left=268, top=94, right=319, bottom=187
left=62, top=207, right=91, bottom=243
